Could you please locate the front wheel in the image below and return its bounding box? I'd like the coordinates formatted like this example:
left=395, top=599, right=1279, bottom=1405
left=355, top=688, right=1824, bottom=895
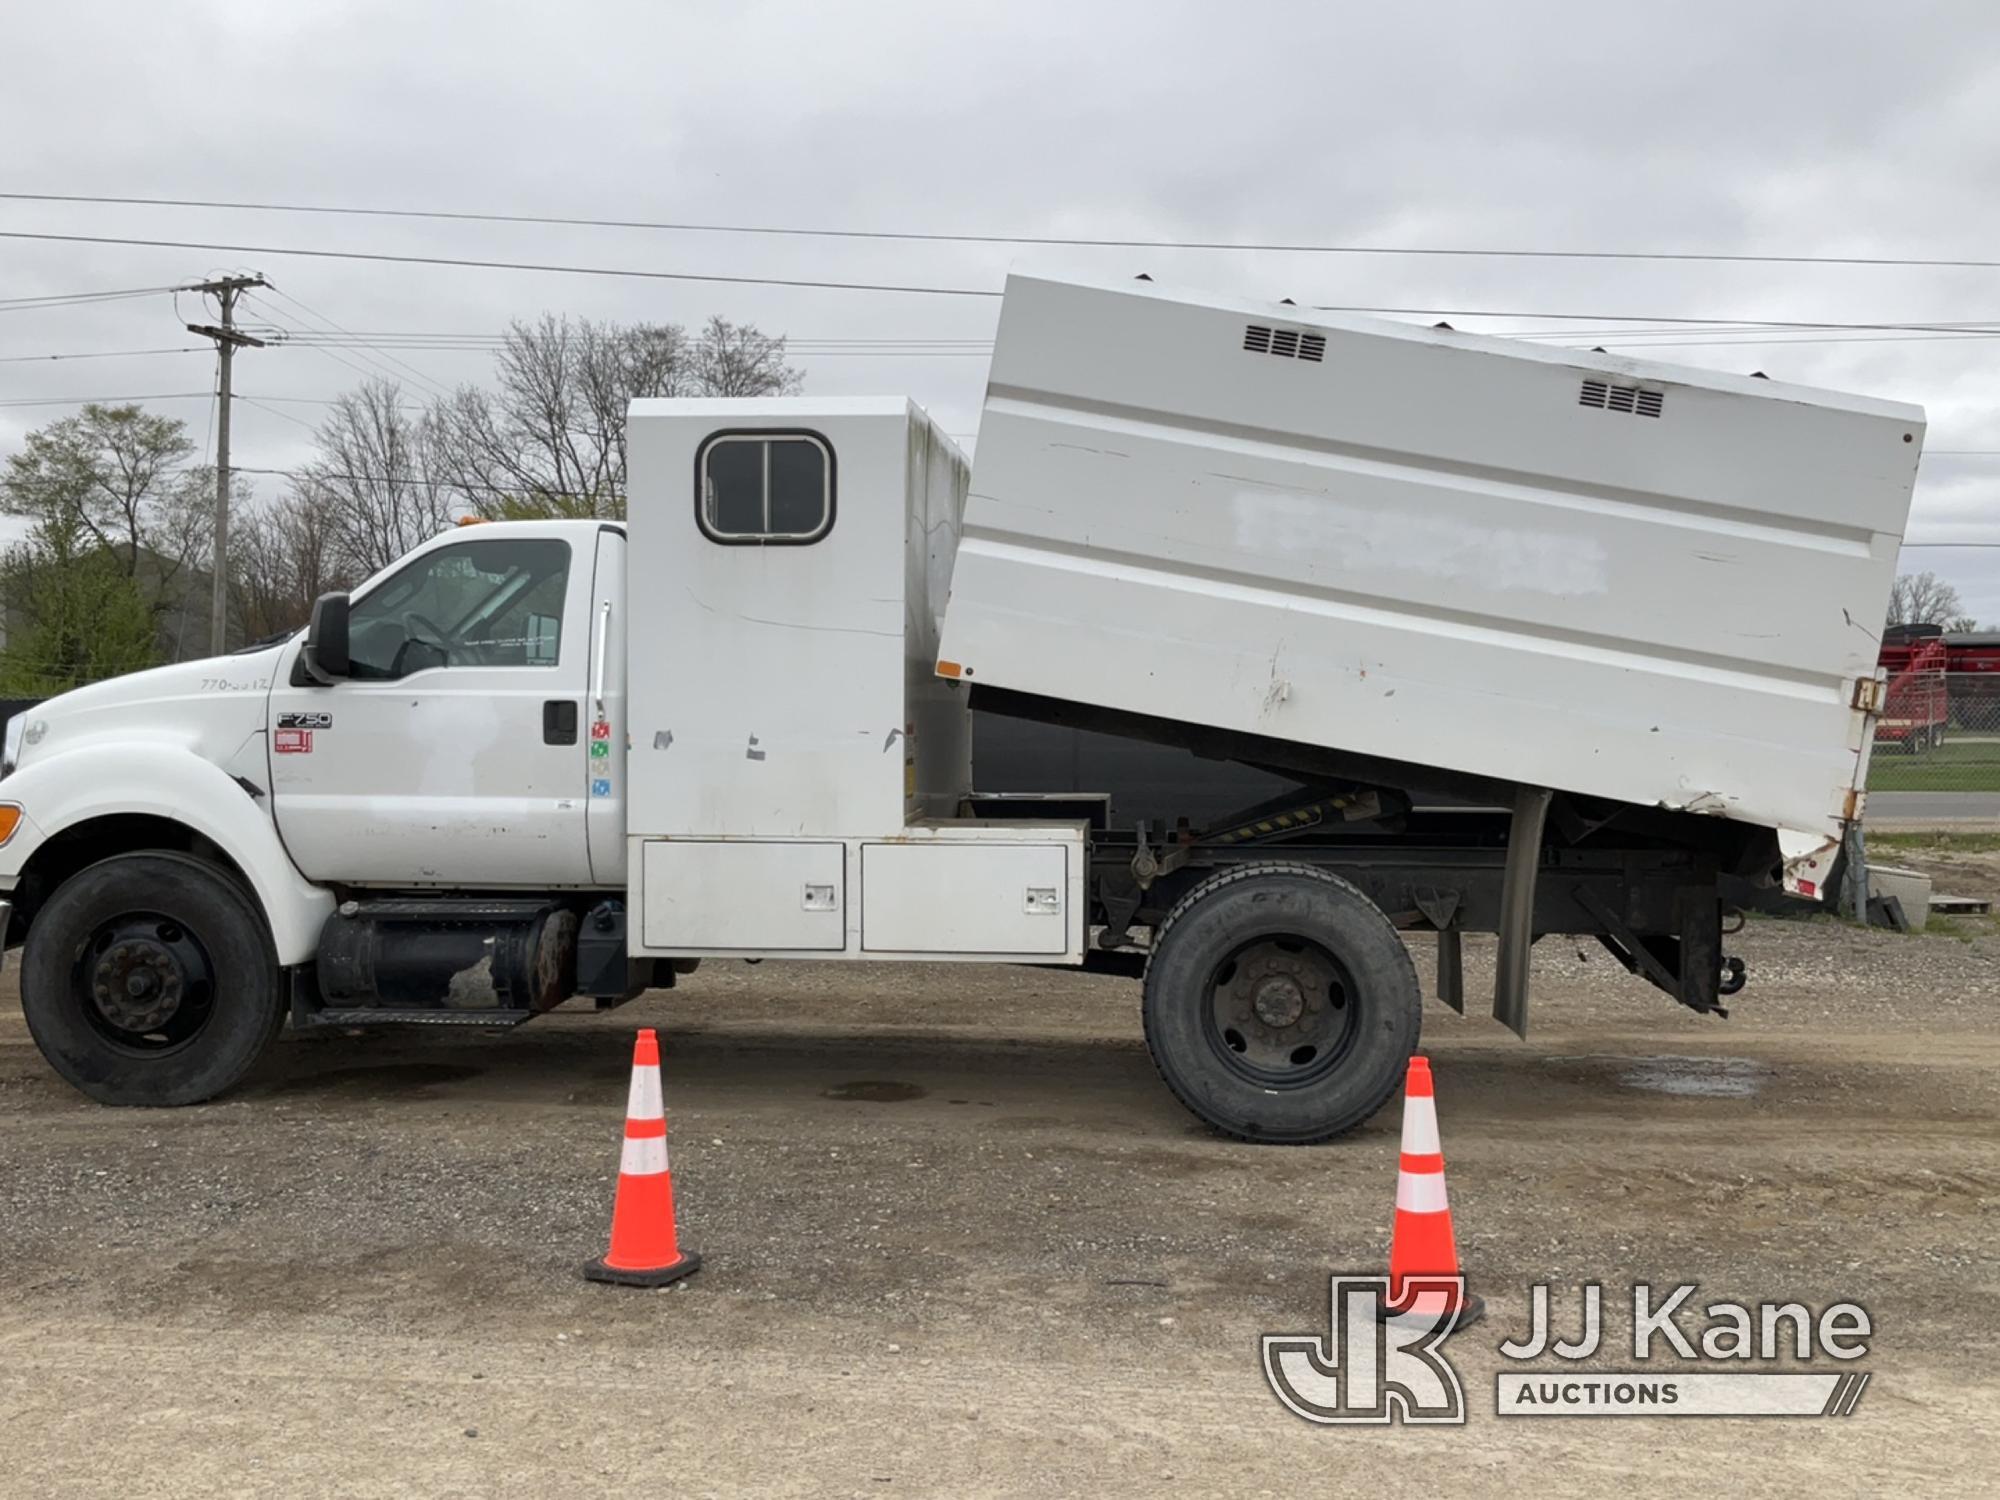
left=1141, top=863, right=1421, bottom=1144
left=20, top=852, right=284, bottom=1106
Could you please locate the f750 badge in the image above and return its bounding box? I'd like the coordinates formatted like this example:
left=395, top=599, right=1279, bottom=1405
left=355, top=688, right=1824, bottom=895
left=278, top=712, right=333, bottom=730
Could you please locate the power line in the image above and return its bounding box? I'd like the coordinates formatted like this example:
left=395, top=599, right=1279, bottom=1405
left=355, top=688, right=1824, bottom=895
left=0, top=391, right=214, bottom=407
left=279, top=337, right=994, bottom=358
left=0, top=284, right=179, bottom=313
left=0, top=229, right=1000, bottom=299
left=249, top=294, right=444, bottom=400
left=232, top=394, right=318, bottom=432
left=231, top=463, right=511, bottom=496
left=260, top=284, right=454, bottom=401
left=227, top=392, right=376, bottom=405
left=200, top=367, right=218, bottom=469
left=0, top=345, right=208, bottom=364
left=0, top=392, right=391, bottom=410
left=276, top=332, right=997, bottom=350
left=0, top=283, right=176, bottom=305
left=7, top=191, right=1998, bottom=272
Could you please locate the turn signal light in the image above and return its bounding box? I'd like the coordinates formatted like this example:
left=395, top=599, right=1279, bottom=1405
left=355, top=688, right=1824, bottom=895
left=0, top=804, right=22, bottom=845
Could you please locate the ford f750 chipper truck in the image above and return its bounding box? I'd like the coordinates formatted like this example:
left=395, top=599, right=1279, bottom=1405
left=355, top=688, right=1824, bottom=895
left=0, top=271, right=1922, bottom=1142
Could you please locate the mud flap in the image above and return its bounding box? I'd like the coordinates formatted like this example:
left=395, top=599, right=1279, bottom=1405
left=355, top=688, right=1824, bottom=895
left=1492, top=786, right=1552, bottom=1038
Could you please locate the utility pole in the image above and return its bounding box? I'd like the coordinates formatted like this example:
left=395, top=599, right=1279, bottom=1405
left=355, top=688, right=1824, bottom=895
left=183, top=274, right=267, bottom=655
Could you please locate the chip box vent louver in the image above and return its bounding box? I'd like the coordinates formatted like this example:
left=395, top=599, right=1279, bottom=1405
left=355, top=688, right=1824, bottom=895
left=1243, top=325, right=1327, bottom=363
left=1579, top=378, right=1665, bottom=418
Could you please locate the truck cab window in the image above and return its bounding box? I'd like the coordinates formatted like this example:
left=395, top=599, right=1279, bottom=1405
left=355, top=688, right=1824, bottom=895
left=345, top=537, right=572, bottom=680
left=698, top=432, right=833, bottom=543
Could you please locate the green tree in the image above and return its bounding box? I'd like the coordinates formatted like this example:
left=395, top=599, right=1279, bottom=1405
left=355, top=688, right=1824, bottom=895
left=0, top=545, right=158, bottom=695
left=0, top=403, right=204, bottom=690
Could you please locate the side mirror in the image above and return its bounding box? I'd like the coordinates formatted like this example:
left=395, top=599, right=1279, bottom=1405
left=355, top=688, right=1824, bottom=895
left=302, top=592, right=352, bottom=684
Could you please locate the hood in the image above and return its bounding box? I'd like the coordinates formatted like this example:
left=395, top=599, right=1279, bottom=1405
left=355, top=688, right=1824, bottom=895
left=9, top=643, right=291, bottom=777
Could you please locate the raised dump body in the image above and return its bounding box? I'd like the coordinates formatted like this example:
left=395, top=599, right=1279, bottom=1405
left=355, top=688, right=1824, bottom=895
left=937, top=272, right=1927, bottom=840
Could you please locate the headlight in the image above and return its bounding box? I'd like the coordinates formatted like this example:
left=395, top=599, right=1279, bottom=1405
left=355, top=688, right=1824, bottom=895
left=1, top=714, right=22, bottom=778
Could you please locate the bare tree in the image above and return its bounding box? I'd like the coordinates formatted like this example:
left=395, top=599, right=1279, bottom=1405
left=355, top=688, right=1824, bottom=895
left=692, top=315, right=805, bottom=398
left=293, top=379, right=457, bottom=576
left=426, top=314, right=800, bottom=518
left=1886, top=570, right=1978, bottom=631
left=231, top=489, right=356, bottom=643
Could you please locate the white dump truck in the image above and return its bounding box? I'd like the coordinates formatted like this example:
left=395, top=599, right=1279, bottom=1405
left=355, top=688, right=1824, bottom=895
left=0, top=272, right=1922, bottom=1141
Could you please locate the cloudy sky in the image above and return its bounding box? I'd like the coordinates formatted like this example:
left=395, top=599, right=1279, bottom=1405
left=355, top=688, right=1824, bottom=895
left=3, top=0, right=1997, bottom=622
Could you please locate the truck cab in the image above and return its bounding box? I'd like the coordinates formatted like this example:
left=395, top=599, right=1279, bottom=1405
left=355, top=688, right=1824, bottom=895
left=0, top=515, right=630, bottom=1105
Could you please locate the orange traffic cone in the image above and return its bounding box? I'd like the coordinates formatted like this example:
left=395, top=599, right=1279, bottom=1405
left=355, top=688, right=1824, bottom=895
left=1380, top=1055, right=1481, bottom=1330
left=583, top=1029, right=702, bottom=1288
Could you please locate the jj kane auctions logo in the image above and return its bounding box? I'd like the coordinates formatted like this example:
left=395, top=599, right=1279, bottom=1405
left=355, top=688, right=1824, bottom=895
left=1264, top=1278, right=1873, bottom=1423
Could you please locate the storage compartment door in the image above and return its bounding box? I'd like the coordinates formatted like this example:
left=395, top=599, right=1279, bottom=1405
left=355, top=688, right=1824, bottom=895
left=861, top=843, right=1071, bottom=955
left=641, top=840, right=845, bottom=951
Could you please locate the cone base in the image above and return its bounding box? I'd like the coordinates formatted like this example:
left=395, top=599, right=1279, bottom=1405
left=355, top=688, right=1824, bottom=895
left=582, top=1249, right=702, bottom=1288
left=1378, top=1290, right=1484, bottom=1336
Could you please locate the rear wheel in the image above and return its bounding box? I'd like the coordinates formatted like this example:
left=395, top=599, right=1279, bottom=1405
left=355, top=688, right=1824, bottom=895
left=20, top=852, right=283, bottom=1106
left=1142, top=863, right=1420, bottom=1144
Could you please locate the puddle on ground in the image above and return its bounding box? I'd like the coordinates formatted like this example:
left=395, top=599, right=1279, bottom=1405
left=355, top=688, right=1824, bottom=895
left=822, top=1080, right=928, bottom=1103
left=1613, top=1055, right=1773, bottom=1099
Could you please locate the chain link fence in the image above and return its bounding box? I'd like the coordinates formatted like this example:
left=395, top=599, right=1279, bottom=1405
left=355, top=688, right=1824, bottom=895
left=1869, top=672, right=2000, bottom=791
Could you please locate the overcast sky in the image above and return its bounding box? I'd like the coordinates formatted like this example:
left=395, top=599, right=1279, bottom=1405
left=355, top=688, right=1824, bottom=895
left=3, top=0, right=1997, bottom=622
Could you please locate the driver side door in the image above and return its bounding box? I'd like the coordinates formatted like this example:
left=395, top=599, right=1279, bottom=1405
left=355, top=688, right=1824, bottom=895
left=267, top=529, right=596, bottom=887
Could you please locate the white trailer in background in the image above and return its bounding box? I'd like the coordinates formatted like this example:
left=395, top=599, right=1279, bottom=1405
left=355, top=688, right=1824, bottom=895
left=0, top=272, right=1923, bottom=1143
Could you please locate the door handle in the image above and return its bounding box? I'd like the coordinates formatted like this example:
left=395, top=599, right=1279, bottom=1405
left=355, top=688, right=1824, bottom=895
left=543, top=700, right=578, bottom=745
left=592, top=600, right=611, bottom=716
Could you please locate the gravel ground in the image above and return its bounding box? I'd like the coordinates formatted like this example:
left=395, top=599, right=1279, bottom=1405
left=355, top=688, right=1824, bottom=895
left=1, top=917, right=1997, bottom=1497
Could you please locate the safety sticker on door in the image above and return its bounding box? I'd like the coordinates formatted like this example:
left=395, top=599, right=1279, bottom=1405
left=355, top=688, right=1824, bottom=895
left=590, top=777, right=612, bottom=798
left=275, top=728, right=314, bottom=754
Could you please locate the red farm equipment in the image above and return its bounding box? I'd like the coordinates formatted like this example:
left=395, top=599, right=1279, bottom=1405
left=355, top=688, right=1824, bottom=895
left=1876, top=625, right=1950, bottom=753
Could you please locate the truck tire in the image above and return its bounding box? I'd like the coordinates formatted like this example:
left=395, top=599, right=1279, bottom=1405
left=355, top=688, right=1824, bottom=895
left=19, top=851, right=284, bottom=1107
left=1142, top=862, right=1420, bottom=1144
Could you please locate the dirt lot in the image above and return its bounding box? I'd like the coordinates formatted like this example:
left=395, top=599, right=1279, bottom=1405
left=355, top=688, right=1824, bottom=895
left=2, top=916, right=1997, bottom=1498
